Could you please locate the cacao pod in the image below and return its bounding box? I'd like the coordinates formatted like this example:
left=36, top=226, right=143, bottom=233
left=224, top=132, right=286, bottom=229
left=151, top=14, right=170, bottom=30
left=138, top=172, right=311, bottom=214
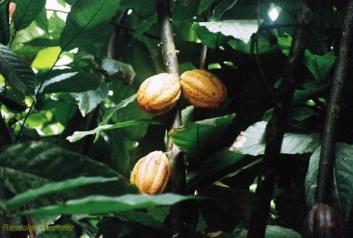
left=303, top=203, right=342, bottom=238
left=130, top=151, right=171, bottom=195
left=180, top=69, right=227, bottom=108
left=137, top=73, right=181, bottom=115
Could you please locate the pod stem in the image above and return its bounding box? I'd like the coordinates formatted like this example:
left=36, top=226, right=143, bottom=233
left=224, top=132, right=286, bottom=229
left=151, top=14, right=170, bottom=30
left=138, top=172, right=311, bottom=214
left=199, top=45, right=208, bottom=70
left=316, top=1, right=353, bottom=203
left=157, top=0, right=189, bottom=237
left=247, top=2, right=313, bottom=238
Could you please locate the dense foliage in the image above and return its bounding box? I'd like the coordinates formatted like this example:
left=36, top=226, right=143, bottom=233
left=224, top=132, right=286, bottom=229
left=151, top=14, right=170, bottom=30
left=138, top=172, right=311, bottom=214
left=0, top=0, right=352, bottom=237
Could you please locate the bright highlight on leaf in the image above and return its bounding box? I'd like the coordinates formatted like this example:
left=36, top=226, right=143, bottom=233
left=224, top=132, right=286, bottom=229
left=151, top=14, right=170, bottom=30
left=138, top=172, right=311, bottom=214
left=31, top=46, right=61, bottom=69
left=268, top=7, right=280, bottom=22
left=198, top=20, right=258, bottom=44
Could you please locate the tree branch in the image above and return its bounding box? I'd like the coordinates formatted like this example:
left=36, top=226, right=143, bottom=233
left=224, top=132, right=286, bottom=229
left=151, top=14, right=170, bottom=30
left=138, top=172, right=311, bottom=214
left=156, top=0, right=189, bottom=237
left=79, top=106, right=100, bottom=155
left=108, top=11, right=128, bottom=59
left=247, top=2, right=313, bottom=238
left=157, top=0, right=179, bottom=75
left=316, top=1, right=353, bottom=203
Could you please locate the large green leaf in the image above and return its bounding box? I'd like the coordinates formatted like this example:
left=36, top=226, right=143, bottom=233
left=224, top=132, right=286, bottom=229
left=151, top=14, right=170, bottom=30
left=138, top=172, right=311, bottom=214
left=37, top=71, right=101, bottom=94
left=0, top=87, right=26, bottom=112
left=0, top=142, right=134, bottom=196
left=109, top=130, right=133, bottom=176
left=13, top=0, right=46, bottom=30
left=230, top=121, right=320, bottom=156
left=119, top=0, right=154, bottom=10
left=193, top=23, right=228, bottom=49
left=102, top=58, right=136, bottom=85
left=101, top=94, right=137, bottom=124
left=186, top=150, right=257, bottom=190
left=0, top=167, right=50, bottom=196
left=0, top=44, right=35, bottom=95
left=72, top=83, right=108, bottom=117
left=305, top=143, right=353, bottom=222
left=23, top=194, right=194, bottom=215
left=226, top=225, right=302, bottom=238
left=198, top=0, right=213, bottom=15
left=304, top=51, right=336, bottom=82
left=264, top=225, right=302, bottom=238
left=170, top=114, right=235, bottom=157
left=67, top=119, right=158, bottom=143
left=116, top=211, right=167, bottom=230
left=198, top=20, right=258, bottom=44
left=211, top=0, right=238, bottom=20
left=108, top=81, right=151, bottom=141
left=34, top=8, right=48, bottom=31
left=60, top=0, right=120, bottom=51
left=6, top=176, right=117, bottom=211
left=292, top=81, right=328, bottom=105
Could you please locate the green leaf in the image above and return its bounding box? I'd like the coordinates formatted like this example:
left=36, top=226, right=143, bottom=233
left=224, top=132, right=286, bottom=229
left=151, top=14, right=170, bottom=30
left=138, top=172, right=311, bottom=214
left=6, top=176, right=117, bottom=210
left=288, top=106, right=316, bottom=122
left=72, top=83, right=108, bottom=117
left=31, top=46, right=62, bottom=70
left=0, top=167, right=50, bottom=196
left=34, top=8, right=48, bottom=31
left=211, top=0, right=238, bottom=20
left=67, top=119, right=158, bottom=143
left=230, top=121, right=320, bottom=156
left=23, top=193, right=194, bottom=215
left=186, top=150, right=253, bottom=189
left=222, top=225, right=302, bottom=238
left=110, top=131, right=132, bottom=176
left=198, top=0, right=213, bottom=15
left=305, top=143, right=353, bottom=222
left=0, top=88, right=26, bottom=112
left=263, top=106, right=317, bottom=122
left=13, top=0, right=46, bottom=30
left=38, top=71, right=101, bottom=94
left=0, top=0, right=10, bottom=44
left=102, top=58, right=136, bottom=85
left=304, top=50, right=336, bottom=82
left=292, top=81, right=328, bottom=105
left=60, top=0, right=120, bottom=51
left=193, top=23, right=228, bottom=49
left=101, top=94, right=137, bottom=124
left=170, top=114, right=235, bottom=157
left=0, top=142, right=133, bottom=196
left=0, top=44, right=35, bottom=95
left=277, top=34, right=292, bottom=56
left=198, top=20, right=258, bottom=44
left=181, top=105, right=194, bottom=125
left=265, top=225, right=302, bottom=238
left=116, top=211, right=167, bottom=230
left=119, top=0, right=156, bottom=17
left=228, top=34, right=272, bottom=54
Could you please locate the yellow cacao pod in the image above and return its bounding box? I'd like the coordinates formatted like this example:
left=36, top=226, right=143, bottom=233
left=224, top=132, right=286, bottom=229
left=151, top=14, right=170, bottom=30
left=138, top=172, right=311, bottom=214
left=180, top=69, right=227, bottom=108
left=137, top=73, right=181, bottom=115
left=130, top=151, right=171, bottom=195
